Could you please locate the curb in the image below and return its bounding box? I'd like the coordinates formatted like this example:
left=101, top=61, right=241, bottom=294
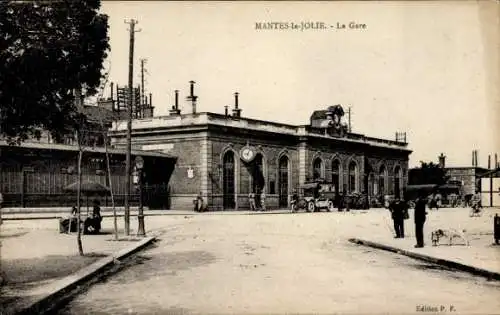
left=348, top=238, right=500, bottom=281
left=10, top=236, right=156, bottom=315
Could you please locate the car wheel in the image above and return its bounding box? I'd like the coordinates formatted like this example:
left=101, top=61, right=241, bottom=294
left=327, top=200, right=335, bottom=212
left=307, top=201, right=315, bottom=212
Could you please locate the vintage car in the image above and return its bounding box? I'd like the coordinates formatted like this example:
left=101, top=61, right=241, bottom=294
left=296, top=181, right=337, bottom=212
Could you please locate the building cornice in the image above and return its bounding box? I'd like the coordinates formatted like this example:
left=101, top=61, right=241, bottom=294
left=110, top=112, right=411, bottom=153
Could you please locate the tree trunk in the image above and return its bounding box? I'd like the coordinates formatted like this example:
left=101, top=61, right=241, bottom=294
left=76, top=130, right=84, bottom=256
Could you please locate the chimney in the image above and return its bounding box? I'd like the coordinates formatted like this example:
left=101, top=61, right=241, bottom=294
left=495, top=153, right=498, bottom=168
left=472, top=150, right=475, bottom=167
left=186, top=81, right=198, bottom=114
left=488, top=155, right=491, bottom=169
left=438, top=153, right=446, bottom=168
left=232, top=92, right=242, bottom=117
left=169, top=90, right=181, bottom=116
left=224, top=105, right=229, bottom=117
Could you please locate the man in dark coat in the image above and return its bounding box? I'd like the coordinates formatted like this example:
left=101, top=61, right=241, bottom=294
left=390, top=198, right=405, bottom=238
left=337, top=191, right=345, bottom=212
left=414, top=191, right=428, bottom=248
left=91, top=200, right=102, bottom=232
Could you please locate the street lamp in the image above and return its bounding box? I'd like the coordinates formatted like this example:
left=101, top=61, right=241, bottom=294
left=135, top=156, right=145, bottom=237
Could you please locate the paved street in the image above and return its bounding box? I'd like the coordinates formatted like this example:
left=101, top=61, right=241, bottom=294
left=57, top=209, right=500, bottom=314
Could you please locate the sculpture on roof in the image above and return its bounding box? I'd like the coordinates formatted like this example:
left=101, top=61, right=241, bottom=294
left=314, top=105, right=348, bottom=137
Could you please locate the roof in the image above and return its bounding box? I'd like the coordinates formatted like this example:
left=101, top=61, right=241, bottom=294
left=82, top=105, right=126, bottom=123
left=478, top=168, right=500, bottom=178
left=0, top=141, right=177, bottom=160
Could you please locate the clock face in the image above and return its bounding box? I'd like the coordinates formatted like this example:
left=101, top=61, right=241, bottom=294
left=242, top=148, right=253, bottom=159
left=241, top=147, right=255, bottom=162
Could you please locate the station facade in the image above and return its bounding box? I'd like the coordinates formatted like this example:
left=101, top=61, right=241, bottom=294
left=110, top=87, right=412, bottom=210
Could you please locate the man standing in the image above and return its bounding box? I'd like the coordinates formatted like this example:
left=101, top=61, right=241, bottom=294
left=414, top=191, right=428, bottom=248
left=337, top=191, right=345, bottom=212
left=390, top=198, right=405, bottom=238
left=249, top=192, right=256, bottom=211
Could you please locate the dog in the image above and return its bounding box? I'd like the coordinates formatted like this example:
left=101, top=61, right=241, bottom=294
left=431, top=229, right=469, bottom=246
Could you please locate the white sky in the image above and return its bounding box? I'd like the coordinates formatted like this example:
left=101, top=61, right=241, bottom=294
left=99, top=1, right=500, bottom=168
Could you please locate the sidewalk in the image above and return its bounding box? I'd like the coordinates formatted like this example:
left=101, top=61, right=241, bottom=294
left=350, top=207, right=500, bottom=280
left=0, top=219, right=156, bottom=314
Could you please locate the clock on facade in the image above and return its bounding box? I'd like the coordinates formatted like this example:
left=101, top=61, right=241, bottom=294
left=240, top=146, right=256, bottom=163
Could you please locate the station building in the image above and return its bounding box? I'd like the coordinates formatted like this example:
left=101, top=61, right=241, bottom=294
left=110, top=82, right=412, bottom=210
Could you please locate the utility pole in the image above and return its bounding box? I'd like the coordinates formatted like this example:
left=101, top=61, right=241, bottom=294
left=124, top=19, right=140, bottom=236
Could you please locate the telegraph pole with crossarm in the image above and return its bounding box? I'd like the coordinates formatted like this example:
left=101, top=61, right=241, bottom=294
left=124, top=19, right=140, bottom=236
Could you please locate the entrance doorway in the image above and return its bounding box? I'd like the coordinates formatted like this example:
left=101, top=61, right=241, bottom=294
left=250, top=153, right=265, bottom=193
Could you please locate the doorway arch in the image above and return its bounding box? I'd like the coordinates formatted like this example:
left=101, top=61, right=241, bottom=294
left=331, top=159, right=340, bottom=193
left=251, top=153, right=265, bottom=193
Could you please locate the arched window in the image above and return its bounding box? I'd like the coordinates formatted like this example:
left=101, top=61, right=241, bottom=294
left=278, top=156, right=289, bottom=207
left=313, top=158, right=322, bottom=180
left=223, top=151, right=235, bottom=209
left=331, top=159, right=340, bottom=193
left=394, top=166, right=402, bottom=199
left=379, top=165, right=386, bottom=195
left=348, top=161, right=357, bottom=193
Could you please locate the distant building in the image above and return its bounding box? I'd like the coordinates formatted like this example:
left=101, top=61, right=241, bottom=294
left=409, top=153, right=490, bottom=198
left=445, top=167, right=489, bottom=196
left=110, top=82, right=412, bottom=210
left=479, top=168, right=500, bottom=207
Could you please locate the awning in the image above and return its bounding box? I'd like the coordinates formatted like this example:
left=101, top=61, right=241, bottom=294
left=437, top=184, right=461, bottom=191
left=300, top=183, right=320, bottom=189
left=405, top=184, right=438, bottom=192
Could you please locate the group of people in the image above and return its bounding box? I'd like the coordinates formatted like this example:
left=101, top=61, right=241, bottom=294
left=389, top=193, right=428, bottom=248
left=60, top=200, right=102, bottom=234
left=249, top=191, right=266, bottom=211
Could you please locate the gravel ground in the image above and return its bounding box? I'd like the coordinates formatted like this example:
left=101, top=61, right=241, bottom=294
left=0, top=218, right=141, bottom=311
left=57, top=209, right=500, bottom=314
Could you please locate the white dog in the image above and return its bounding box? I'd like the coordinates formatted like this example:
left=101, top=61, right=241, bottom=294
left=431, top=229, right=470, bottom=246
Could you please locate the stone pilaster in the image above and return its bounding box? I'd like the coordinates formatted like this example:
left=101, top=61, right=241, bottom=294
left=200, top=137, right=211, bottom=204
left=298, top=141, right=307, bottom=186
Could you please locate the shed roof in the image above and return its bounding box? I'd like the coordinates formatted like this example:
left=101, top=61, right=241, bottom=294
left=0, top=141, right=176, bottom=160
left=478, top=168, right=500, bottom=178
